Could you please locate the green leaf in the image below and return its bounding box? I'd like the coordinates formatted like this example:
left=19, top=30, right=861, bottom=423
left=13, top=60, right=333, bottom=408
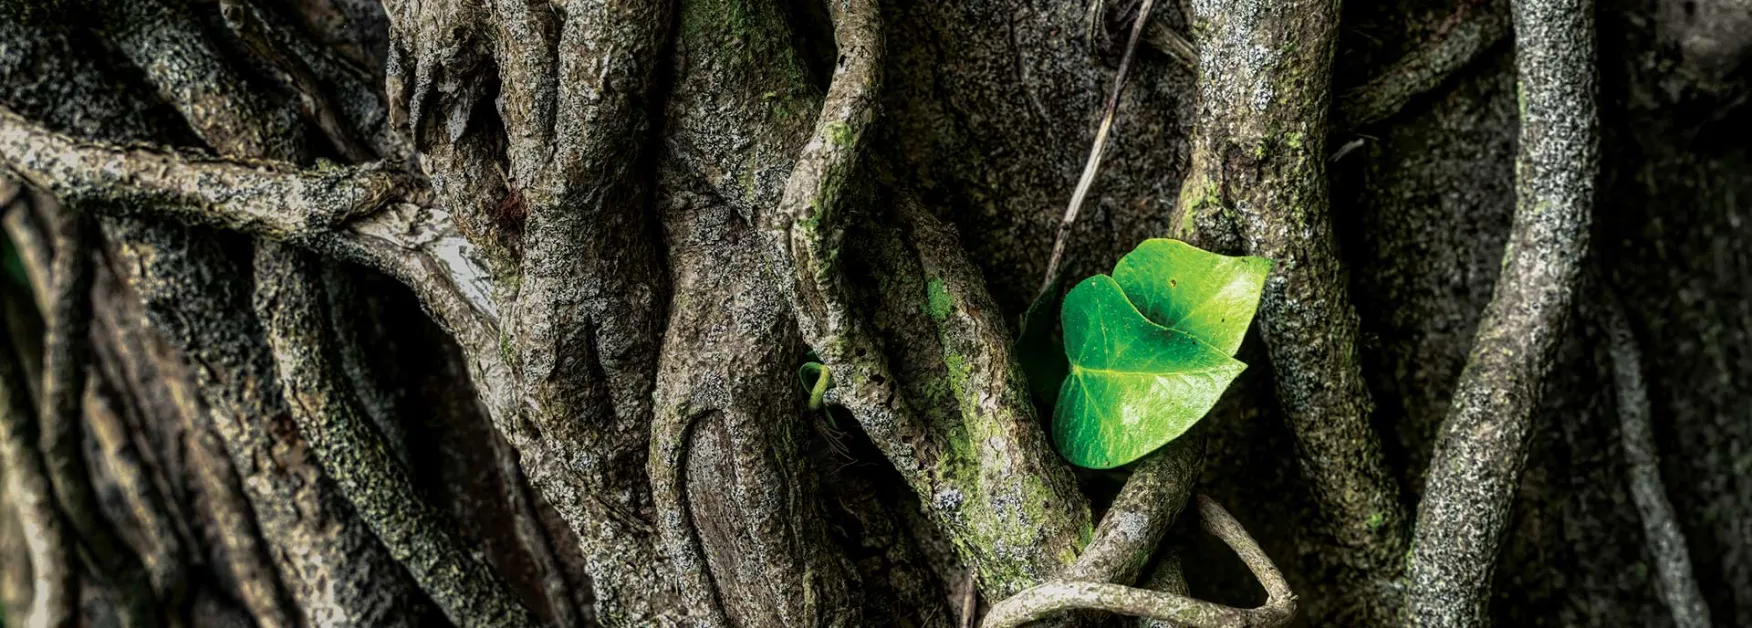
left=1054, top=276, right=1246, bottom=468
left=1050, top=239, right=1270, bottom=469
left=1112, top=239, right=1273, bottom=355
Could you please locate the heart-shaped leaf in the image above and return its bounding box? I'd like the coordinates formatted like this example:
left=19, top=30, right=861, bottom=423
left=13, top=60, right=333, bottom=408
left=1113, top=239, right=1273, bottom=355
left=1053, top=276, right=1246, bottom=468
left=1051, top=239, right=1271, bottom=469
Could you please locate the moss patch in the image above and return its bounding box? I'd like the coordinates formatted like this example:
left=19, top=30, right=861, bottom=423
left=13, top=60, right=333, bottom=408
left=926, top=277, right=952, bottom=321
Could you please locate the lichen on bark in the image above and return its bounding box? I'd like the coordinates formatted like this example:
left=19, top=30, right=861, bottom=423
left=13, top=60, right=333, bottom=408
left=1172, top=0, right=1407, bottom=621
left=1404, top=0, right=1599, bottom=623
left=0, top=0, right=1742, bottom=625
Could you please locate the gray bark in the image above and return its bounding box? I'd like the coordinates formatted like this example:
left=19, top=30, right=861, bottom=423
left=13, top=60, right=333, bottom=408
left=0, top=0, right=1747, bottom=626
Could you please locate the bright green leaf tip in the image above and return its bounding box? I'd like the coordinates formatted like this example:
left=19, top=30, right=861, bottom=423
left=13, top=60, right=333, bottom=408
left=1051, top=239, right=1270, bottom=469
left=1113, top=239, right=1273, bottom=355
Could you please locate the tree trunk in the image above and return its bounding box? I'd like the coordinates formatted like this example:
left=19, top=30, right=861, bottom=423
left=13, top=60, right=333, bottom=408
left=0, top=0, right=1746, bottom=625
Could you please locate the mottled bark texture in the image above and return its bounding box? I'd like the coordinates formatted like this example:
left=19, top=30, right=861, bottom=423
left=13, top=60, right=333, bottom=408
left=1404, top=0, right=1598, bottom=623
left=1, top=5, right=437, bottom=625
left=39, top=202, right=161, bottom=628
left=254, top=244, right=537, bottom=628
left=1, top=0, right=1749, bottom=625
left=1171, top=0, right=1406, bottom=622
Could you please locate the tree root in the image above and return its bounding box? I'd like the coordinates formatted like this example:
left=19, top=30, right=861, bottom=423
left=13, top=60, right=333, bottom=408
left=91, top=0, right=305, bottom=157
left=254, top=244, right=537, bottom=628
left=218, top=0, right=375, bottom=162
left=754, top=0, right=958, bottom=590
left=1174, top=2, right=1407, bottom=615
left=1142, top=17, right=1196, bottom=69
left=495, top=0, right=670, bottom=524
left=0, top=11, right=312, bottom=626
left=144, top=326, right=301, bottom=628
left=744, top=0, right=1096, bottom=598
left=757, top=0, right=914, bottom=472
left=0, top=106, right=503, bottom=364
left=113, top=218, right=441, bottom=628
left=0, top=306, right=77, bottom=628
left=980, top=496, right=1295, bottom=628
left=1136, top=551, right=1190, bottom=628
left=0, top=9, right=418, bottom=626
left=241, top=0, right=405, bottom=160
left=2, top=195, right=194, bottom=615
left=318, top=266, right=415, bottom=468
left=80, top=221, right=297, bottom=627
left=1062, top=435, right=1202, bottom=585
left=0, top=108, right=417, bottom=243
left=1337, top=0, right=1511, bottom=128
left=80, top=377, right=189, bottom=612
left=1601, top=291, right=1711, bottom=628
left=0, top=186, right=49, bottom=310
left=647, top=401, right=727, bottom=625
left=382, top=0, right=684, bottom=619
left=38, top=206, right=161, bottom=628
left=88, top=3, right=441, bottom=621
left=489, top=435, right=587, bottom=628
left=1404, top=0, right=1598, bottom=623
left=645, top=198, right=868, bottom=626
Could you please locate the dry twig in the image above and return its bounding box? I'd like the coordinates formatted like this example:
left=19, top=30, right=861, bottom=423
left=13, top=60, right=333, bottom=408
left=1040, top=0, right=1158, bottom=301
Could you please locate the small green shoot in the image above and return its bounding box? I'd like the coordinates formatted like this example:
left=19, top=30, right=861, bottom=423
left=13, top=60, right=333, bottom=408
left=798, top=362, right=832, bottom=411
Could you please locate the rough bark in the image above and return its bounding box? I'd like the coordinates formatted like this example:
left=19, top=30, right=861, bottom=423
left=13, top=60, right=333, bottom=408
left=254, top=244, right=536, bottom=628
left=645, top=1, right=877, bottom=621
left=0, top=0, right=1748, bottom=625
left=0, top=302, right=76, bottom=628
left=1403, top=0, right=1598, bottom=622
left=38, top=201, right=161, bottom=628
left=1172, top=0, right=1406, bottom=622
left=380, top=0, right=684, bottom=619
